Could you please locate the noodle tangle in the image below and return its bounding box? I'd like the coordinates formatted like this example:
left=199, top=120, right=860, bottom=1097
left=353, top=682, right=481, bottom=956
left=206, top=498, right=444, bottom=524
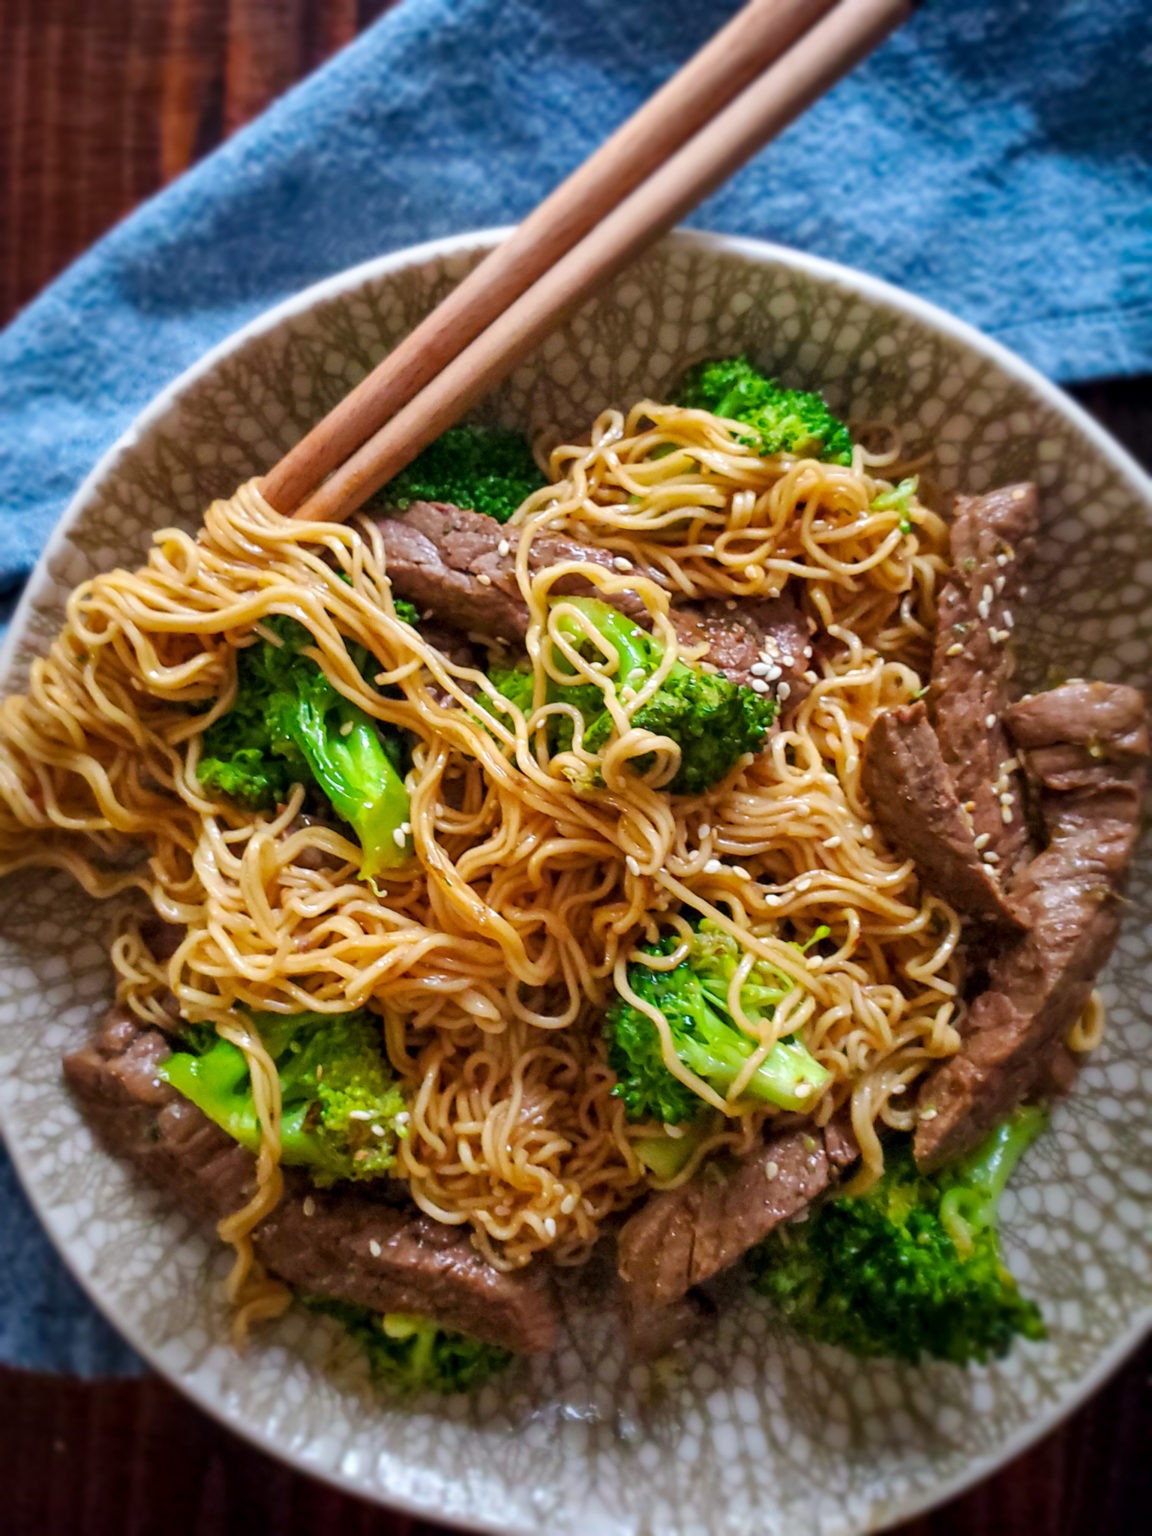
left=0, top=398, right=976, bottom=1309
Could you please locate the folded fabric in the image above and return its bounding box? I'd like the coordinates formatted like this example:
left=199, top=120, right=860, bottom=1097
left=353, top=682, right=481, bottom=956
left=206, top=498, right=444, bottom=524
left=1, top=0, right=1149, bottom=1375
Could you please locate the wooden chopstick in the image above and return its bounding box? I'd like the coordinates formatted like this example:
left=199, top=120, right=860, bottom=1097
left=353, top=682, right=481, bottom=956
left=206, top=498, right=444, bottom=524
left=261, top=0, right=842, bottom=515
left=289, top=0, right=912, bottom=525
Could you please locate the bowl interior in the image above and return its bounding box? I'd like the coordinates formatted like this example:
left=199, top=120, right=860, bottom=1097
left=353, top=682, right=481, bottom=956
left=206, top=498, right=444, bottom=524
left=1, top=231, right=1150, bottom=1536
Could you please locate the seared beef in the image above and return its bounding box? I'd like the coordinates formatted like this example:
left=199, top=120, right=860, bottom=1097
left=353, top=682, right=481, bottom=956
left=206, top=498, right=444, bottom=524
left=862, top=702, right=1022, bottom=927
left=373, top=500, right=659, bottom=643
left=914, top=681, right=1148, bottom=1169
left=617, top=1118, right=858, bottom=1310
left=670, top=595, right=813, bottom=711
left=376, top=500, right=813, bottom=704
left=932, top=485, right=1038, bottom=877
left=63, top=1010, right=559, bottom=1354
left=255, top=1188, right=556, bottom=1354
left=1006, top=680, right=1148, bottom=793
left=624, top=1292, right=713, bottom=1361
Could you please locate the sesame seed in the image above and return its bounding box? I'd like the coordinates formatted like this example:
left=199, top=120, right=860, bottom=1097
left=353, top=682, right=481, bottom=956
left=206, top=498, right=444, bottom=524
left=348, top=1109, right=375, bottom=1120
left=733, top=866, right=752, bottom=880
left=704, top=858, right=723, bottom=874
left=476, top=572, right=492, bottom=587
left=612, top=556, right=634, bottom=573
left=983, top=849, right=1001, bottom=864
left=985, top=713, right=998, bottom=729
left=995, top=552, right=1010, bottom=567
left=750, top=663, right=770, bottom=677
left=994, top=575, right=1006, bottom=594
left=862, top=824, right=873, bottom=840
left=371, top=1123, right=386, bottom=1137
left=946, top=642, right=964, bottom=656
left=395, top=1110, right=410, bottom=1126
left=1002, top=610, right=1014, bottom=629
left=794, top=1082, right=811, bottom=1099
left=560, top=1192, right=578, bottom=1215
left=393, top=825, right=407, bottom=847
left=795, top=875, right=812, bottom=891
left=976, top=598, right=991, bottom=621
left=765, top=1161, right=780, bottom=1181
left=303, top=1196, right=316, bottom=1217
left=973, top=832, right=991, bottom=850
left=1001, top=806, right=1014, bottom=824
left=543, top=1217, right=558, bottom=1239
left=697, top=823, right=712, bottom=838
left=777, top=681, right=792, bottom=701
left=750, top=678, right=769, bottom=693
left=823, top=835, right=842, bottom=849
left=920, top=1106, right=938, bottom=1122
left=497, top=539, right=511, bottom=557
left=369, top=1239, right=382, bottom=1257
left=664, top=1123, right=685, bottom=1139
left=625, top=855, right=640, bottom=876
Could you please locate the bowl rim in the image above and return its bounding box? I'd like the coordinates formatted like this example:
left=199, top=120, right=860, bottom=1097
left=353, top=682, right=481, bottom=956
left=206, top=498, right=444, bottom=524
left=1, top=225, right=1149, bottom=1535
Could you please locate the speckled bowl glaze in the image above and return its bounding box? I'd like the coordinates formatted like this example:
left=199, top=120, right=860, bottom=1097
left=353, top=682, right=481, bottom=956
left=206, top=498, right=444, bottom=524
left=1, top=231, right=1149, bottom=1536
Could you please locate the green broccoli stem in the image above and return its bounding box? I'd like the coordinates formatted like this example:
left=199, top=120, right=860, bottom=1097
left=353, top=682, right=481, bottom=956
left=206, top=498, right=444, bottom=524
left=279, top=689, right=411, bottom=878
left=939, top=1104, right=1048, bottom=1256
left=632, top=1116, right=714, bottom=1180
left=161, top=1032, right=338, bottom=1171
left=162, top=1036, right=257, bottom=1150
left=682, top=997, right=829, bottom=1112
left=551, top=596, right=658, bottom=688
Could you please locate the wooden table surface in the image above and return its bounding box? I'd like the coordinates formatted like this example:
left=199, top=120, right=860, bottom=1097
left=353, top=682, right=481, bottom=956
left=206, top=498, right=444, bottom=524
left=1, top=4, right=1149, bottom=1534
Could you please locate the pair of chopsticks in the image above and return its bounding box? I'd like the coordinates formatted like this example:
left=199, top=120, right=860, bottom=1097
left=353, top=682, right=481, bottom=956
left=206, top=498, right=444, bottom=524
left=263, top=0, right=912, bottom=526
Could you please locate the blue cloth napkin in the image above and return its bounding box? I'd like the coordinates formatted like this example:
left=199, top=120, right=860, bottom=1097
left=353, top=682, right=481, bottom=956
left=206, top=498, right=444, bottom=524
left=1, top=0, right=1150, bottom=1376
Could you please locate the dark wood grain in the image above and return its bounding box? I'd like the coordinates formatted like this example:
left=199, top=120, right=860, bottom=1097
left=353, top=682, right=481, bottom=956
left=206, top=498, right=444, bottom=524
left=0, top=3, right=1148, bottom=1533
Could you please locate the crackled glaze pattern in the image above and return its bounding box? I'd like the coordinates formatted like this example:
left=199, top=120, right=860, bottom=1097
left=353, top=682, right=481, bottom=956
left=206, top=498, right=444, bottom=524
left=0, top=234, right=1150, bottom=1536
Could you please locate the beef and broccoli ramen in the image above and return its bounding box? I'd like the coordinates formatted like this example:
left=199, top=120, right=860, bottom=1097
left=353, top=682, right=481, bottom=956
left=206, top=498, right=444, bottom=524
left=0, top=357, right=1144, bottom=1392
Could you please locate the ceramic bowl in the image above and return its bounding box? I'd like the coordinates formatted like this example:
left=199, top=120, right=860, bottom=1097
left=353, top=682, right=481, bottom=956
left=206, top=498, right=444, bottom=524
left=1, top=230, right=1150, bottom=1536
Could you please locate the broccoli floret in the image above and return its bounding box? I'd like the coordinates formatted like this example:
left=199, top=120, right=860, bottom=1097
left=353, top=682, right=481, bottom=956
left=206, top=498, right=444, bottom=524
left=606, top=921, right=830, bottom=1124
left=748, top=1106, right=1048, bottom=1365
left=198, top=615, right=411, bottom=878
left=675, top=356, right=853, bottom=465
left=160, top=1009, right=408, bottom=1186
left=304, top=1297, right=512, bottom=1393
left=490, top=597, right=777, bottom=795
left=380, top=424, right=546, bottom=525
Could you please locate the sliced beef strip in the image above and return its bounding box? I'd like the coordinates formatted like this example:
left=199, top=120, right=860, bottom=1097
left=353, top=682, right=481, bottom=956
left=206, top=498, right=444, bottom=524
left=373, top=500, right=660, bottom=643
left=932, top=484, right=1039, bottom=877
left=861, top=702, right=1022, bottom=927
left=617, top=1117, right=858, bottom=1311
left=1005, top=679, right=1149, bottom=793
left=669, top=595, right=813, bottom=714
left=914, top=681, right=1148, bottom=1169
left=375, top=500, right=813, bottom=703
left=624, top=1291, right=714, bottom=1362
left=63, top=1010, right=559, bottom=1354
